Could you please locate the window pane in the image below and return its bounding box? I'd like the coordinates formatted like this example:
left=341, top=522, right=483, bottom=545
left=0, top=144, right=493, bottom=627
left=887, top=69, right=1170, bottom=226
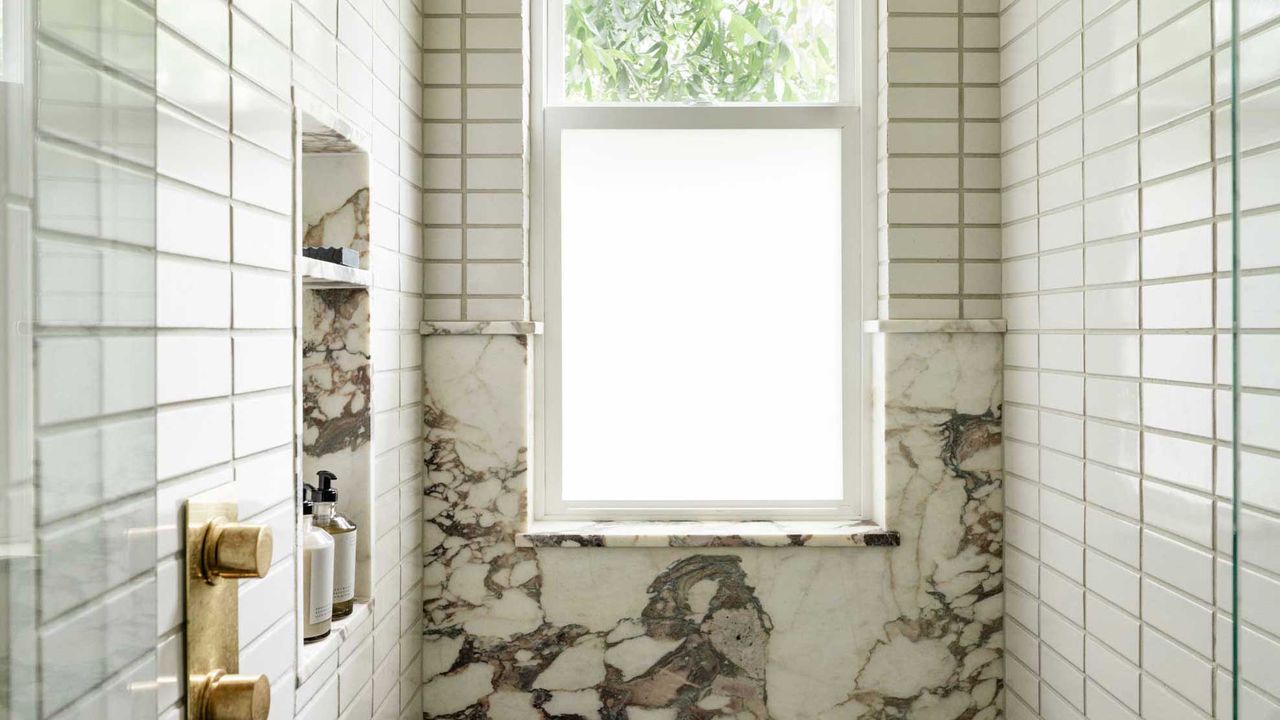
left=559, top=129, right=843, bottom=503
left=563, top=0, right=838, bottom=103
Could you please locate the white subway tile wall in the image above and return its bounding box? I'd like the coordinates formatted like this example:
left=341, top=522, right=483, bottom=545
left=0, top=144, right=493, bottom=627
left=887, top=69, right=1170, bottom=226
left=1000, top=0, right=1280, bottom=718
left=20, top=0, right=426, bottom=717
left=23, top=1, right=163, bottom=715
left=881, top=0, right=1004, bottom=319
left=423, top=0, right=1002, bottom=322
left=422, top=0, right=527, bottom=321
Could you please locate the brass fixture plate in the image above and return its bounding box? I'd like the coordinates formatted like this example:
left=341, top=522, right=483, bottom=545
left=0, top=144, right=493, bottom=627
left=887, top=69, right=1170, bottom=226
left=186, top=500, right=241, bottom=680
left=185, top=495, right=274, bottom=719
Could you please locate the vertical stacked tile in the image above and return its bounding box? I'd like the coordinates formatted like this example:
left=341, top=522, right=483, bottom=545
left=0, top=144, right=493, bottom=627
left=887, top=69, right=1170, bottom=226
left=880, top=0, right=1003, bottom=319
left=422, top=0, right=527, bottom=322
left=999, top=0, right=1280, bottom=717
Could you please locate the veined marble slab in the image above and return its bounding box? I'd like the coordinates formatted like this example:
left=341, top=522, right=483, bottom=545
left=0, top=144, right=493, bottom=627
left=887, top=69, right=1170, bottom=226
left=420, top=320, right=543, bottom=336
left=518, top=520, right=899, bottom=548
left=301, top=153, right=369, bottom=266
left=863, top=319, right=1007, bottom=333
left=303, top=289, right=370, bottom=457
left=423, top=332, right=1003, bottom=719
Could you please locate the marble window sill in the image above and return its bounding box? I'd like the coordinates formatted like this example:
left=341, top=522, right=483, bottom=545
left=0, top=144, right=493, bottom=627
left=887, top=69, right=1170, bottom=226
left=516, top=520, right=899, bottom=548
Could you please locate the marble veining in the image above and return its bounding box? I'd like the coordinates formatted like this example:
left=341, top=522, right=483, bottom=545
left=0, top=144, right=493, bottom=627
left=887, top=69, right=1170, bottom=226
left=302, top=126, right=364, bottom=154
left=423, top=332, right=1002, bottom=719
left=420, top=320, right=543, bottom=336
left=865, top=332, right=1004, bottom=719
left=861, top=319, right=1007, bottom=334
left=303, top=289, right=371, bottom=457
left=517, top=521, right=899, bottom=548
left=303, top=186, right=370, bottom=265
left=302, top=150, right=371, bottom=267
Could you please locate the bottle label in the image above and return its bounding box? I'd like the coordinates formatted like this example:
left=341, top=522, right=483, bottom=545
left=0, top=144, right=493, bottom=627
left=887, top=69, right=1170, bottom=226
left=332, top=532, right=356, bottom=603
left=308, top=544, right=334, bottom=625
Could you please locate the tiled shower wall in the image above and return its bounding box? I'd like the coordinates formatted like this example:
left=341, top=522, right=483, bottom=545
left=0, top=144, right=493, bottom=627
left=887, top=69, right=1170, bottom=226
left=999, top=0, right=1280, bottom=718
left=417, top=2, right=1008, bottom=720
left=419, top=0, right=1009, bottom=324
left=421, top=0, right=527, bottom=322
left=14, top=0, right=427, bottom=717
left=879, top=0, right=1004, bottom=319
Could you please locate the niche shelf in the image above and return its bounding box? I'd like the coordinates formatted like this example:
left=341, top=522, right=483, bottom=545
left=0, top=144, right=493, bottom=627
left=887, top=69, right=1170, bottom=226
left=300, top=256, right=371, bottom=289
left=297, top=601, right=371, bottom=680
left=292, top=99, right=378, bottom=684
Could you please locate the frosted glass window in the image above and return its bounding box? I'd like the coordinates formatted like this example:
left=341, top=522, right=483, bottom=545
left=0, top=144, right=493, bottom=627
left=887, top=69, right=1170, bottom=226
left=559, top=128, right=844, bottom=503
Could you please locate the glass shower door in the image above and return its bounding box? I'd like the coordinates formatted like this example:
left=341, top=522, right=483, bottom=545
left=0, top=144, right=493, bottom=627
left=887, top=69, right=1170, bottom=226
left=1228, top=0, right=1280, bottom=717
left=1, top=0, right=161, bottom=717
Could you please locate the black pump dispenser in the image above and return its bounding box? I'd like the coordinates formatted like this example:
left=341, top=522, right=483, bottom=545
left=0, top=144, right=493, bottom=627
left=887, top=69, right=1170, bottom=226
left=311, top=468, right=357, bottom=618
left=315, top=471, right=339, bottom=502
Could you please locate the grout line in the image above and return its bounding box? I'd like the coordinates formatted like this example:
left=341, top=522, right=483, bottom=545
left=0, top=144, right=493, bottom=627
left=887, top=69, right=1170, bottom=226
left=958, top=10, right=967, bottom=316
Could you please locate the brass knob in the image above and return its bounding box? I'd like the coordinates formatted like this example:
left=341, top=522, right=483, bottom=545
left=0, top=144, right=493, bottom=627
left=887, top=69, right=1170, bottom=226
left=200, top=518, right=273, bottom=580
left=192, top=670, right=270, bottom=720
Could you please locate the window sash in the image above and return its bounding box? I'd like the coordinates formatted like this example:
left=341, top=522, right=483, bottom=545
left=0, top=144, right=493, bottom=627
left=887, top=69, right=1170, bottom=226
left=531, top=105, right=868, bottom=521
left=531, top=0, right=877, bottom=522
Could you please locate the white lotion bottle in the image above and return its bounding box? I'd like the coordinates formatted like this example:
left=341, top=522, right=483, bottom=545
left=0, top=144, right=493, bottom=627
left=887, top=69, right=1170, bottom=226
left=302, top=499, right=334, bottom=643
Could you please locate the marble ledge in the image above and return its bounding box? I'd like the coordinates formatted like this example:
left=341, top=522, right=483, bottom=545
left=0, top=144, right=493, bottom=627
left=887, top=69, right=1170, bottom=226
left=297, top=601, right=371, bottom=685
left=421, top=319, right=1002, bottom=335
left=516, top=520, right=900, bottom=548
left=863, top=318, right=1006, bottom=333
left=420, top=320, right=544, bottom=336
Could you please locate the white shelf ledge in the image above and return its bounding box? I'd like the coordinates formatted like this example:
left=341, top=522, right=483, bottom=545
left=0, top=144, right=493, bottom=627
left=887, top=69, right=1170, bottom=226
left=300, top=256, right=371, bottom=289
left=297, top=600, right=372, bottom=685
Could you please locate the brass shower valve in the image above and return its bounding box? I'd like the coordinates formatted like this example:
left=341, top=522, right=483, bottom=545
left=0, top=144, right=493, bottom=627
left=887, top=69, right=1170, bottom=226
left=185, top=497, right=275, bottom=720
left=196, top=517, right=273, bottom=581
left=189, top=670, right=271, bottom=720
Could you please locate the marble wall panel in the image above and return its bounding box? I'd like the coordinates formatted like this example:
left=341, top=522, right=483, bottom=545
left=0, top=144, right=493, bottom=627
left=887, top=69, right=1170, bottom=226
left=423, top=332, right=1003, bottom=720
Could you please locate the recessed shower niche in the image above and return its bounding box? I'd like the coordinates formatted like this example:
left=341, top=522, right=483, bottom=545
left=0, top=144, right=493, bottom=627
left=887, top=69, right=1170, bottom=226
left=295, top=106, right=375, bottom=670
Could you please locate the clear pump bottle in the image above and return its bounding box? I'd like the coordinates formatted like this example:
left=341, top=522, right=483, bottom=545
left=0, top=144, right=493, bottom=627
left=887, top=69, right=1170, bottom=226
left=312, top=471, right=358, bottom=618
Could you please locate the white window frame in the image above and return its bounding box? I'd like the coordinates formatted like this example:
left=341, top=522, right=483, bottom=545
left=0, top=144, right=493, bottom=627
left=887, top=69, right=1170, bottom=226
left=0, top=0, right=26, bottom=84
left=531, top=0, right=879, bottom=522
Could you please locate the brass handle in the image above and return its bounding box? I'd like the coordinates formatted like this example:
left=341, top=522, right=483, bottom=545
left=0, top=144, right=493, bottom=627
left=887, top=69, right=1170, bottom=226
left=199, top=518, right=273, bottom=581
left=191, top=670, right=270, bottom=720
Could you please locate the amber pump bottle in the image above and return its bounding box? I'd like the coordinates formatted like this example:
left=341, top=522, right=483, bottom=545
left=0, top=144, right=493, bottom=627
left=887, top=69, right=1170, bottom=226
left=313, top=471, right=358, bottom=618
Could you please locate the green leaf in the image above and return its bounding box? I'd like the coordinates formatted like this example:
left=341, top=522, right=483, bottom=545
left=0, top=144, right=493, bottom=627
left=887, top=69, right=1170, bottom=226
left=564, top=0, right=836, bottom=102
left=728, top=13, right=765, bottom=46
left=582, top=42, right=602, bottom=72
